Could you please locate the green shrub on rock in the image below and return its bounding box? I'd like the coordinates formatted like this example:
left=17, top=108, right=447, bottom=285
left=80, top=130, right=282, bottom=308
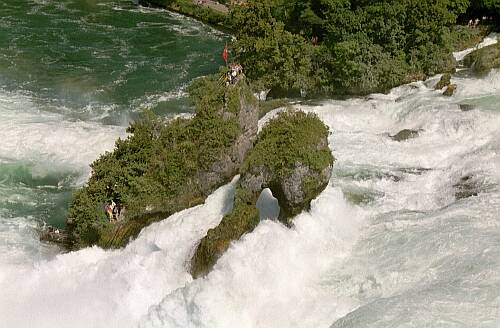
left=463, top=43, right=500, bottom=76
left=190, top=187, right=259, bottom=278
left=67, top=76, right=258, bottom=249
left=190, top=110, right=334, bottom=278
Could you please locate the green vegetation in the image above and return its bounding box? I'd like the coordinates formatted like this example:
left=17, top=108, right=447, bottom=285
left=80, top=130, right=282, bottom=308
left=450, top=25, right=491, bottom=51
left=68, top=75, right=253, bottom=248
left=191, top=110, right=333, bottom=277
left=435, top=73, right=452, bottom=89
left=137, top=0, right=498, bottom=96
left=467, top=0, right=500, bottom=23
left=227, top=0, right=496, bottom=96
left=190, top=187, right=259, bottom=278
left=463, top=43, right=500, bottom=75
left=242, top=111, right=332, bottom=179
left=258, top=98, right=290, bottom=118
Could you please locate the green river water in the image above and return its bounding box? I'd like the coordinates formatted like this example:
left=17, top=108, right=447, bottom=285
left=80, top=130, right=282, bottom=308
left=0, top=0, right=225, bottom=229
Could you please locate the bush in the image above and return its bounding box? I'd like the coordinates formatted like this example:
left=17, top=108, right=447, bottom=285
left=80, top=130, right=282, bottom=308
left=68, top=74, right=248, bottom=248
left=229, top=0, right=472, bottom=95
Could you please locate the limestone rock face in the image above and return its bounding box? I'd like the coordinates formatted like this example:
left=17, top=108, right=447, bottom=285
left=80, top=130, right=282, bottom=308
left=196, top=85, right=259, bottom=194
left=190, top=110, right=334, bottom=278
left=463, top=43, right=500, bottom=76
left=238, top=111, right=333, bottom=225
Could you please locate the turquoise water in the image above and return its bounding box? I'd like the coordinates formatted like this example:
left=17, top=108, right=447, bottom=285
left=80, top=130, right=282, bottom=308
left=0, top=0, right=225, bottom=229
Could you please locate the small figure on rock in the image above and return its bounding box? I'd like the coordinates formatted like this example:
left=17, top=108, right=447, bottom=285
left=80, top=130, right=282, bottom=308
left=225, top=62, right=243, bottom=85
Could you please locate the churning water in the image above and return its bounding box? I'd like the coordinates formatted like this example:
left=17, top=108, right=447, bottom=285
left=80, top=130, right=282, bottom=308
left=0, top=0, right=225, bottom=261
left=1, top=1, right=499, bottom=327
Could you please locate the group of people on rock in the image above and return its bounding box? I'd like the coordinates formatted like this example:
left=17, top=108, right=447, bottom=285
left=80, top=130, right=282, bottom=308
left=224, top=62, right=243, bottom=85
left=104, top=200, right=122, bottom=222
left=468, top=16, right=494, bottom=28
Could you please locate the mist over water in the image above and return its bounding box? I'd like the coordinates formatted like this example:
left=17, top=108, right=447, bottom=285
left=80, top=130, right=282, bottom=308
left=0, top=1, right=499, bottom=327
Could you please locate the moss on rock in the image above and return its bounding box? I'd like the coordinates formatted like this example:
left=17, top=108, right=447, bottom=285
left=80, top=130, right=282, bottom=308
left=463, top=43, right=500, bottom=76
left=67, top=76, right=258, bottom=249
left=190, top=188, right=259, bottom=278
left=190, top=110, right=333, bottom=278
left=435, top=73, right=451, bottom=90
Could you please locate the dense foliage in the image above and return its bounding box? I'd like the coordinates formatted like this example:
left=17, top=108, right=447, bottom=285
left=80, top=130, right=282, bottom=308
left=242, top=110, right=332, bottom=178
left=467, top=0, right=500, bottom=18
left=68, top=74, right=244, bottom=247
left=229, top=0, right=495, bottom=96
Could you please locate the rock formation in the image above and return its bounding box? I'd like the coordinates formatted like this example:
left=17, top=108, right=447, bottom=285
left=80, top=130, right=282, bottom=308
left=463, top=43, right=500, bottom=76
left=443, top=84, right=457, bottom=96
left=390, top=129, right=421, bottom=142
left=435, top=73, right=451, bottom=90
left=67, top=76, right=259, bottom=249
left=190, top=111, right=334, bottom=278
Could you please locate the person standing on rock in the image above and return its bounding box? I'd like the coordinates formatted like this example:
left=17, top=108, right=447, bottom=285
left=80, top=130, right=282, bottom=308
left=222, top=44, right=229, bottom=65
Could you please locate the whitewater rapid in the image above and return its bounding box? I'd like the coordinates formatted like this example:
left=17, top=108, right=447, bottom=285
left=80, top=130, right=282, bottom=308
left=1, top=70, right=500, bottom=327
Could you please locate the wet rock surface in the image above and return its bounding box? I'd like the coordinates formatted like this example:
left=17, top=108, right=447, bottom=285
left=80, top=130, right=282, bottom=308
left=443, top=84, right=457, bottom=96
left=435, top=73, right=451, bottom=90
left=459, top=103, right=475, bottom=111
left=453, top=175, right=481, bottom=200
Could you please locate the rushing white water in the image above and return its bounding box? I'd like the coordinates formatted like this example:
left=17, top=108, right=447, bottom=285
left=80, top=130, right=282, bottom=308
left=0, top=89, right=126, bottom=175
left=453, top=32, right=498, bottom=61
left=1, top=73, right=500, bottom=327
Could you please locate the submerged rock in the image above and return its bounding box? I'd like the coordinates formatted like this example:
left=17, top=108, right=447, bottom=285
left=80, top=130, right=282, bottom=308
left=459, top=103, right=475, bottom=112
left=463, top=43, right=500, bottom=76
left=190, top=111, right=334, bottom=278
left=453, top=175, right=481, bottom=200
left=390, top=129, right=421, bottom=142
left=40, top=226, right=71, bottom=246
left=435, top=73, right=451, bottom=90
left=398, top=167, right=432, bottom=175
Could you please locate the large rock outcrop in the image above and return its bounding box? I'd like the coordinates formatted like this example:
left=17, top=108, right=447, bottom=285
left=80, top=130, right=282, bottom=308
left=67, top=76, right=258, bottom=249
left=463, top=43, right=500, bottom=76
left=190, top=111, right=334, bottom=278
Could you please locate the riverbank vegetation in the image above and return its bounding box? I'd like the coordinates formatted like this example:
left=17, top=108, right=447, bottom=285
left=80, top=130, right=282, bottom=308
left=139, top=0, right=498, bottom=96
left=138, top=0, right=228, bottom=26
left=65, top=0, right=500, bottom=249
left=229, top=0, right=498, bottom=96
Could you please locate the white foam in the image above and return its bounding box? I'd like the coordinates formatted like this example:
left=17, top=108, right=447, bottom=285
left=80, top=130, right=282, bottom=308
left=1, top=69, right=500, bottom=328
left=0, top=89, right=126, bottom=180
left=453, top=32, right=498, bottom=61
left=0, top=178, right=238, bottom=328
